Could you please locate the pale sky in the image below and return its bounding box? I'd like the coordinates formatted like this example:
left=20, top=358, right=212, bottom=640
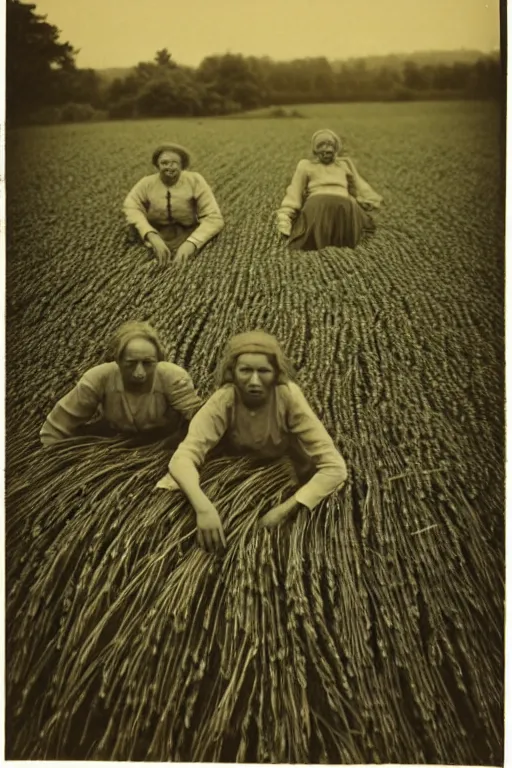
left=28, top=0, right=501, bottom=70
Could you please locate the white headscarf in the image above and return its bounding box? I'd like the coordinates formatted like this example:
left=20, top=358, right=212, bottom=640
left=311, top=129, right=342, bottom=155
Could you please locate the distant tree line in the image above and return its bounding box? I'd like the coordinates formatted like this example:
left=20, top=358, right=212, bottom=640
left=6, top=0, right=503, bottom=126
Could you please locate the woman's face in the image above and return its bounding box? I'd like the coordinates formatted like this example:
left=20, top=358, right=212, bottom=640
left=119, top=337, right=158, bottom=392
left=157, top=150, right=183, bottom=185
left=315, top=137, right=337, bottom=164
left=234, top=353, right=276, bottom=406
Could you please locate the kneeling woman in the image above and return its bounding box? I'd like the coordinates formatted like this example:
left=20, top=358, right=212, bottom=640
left=158, top=330, right=347, bottom=551
left=40, top=321, right=202, bottom=445
left=123, top=142, right=225, bottom=268
left=277, top=129, right=382, bottom=251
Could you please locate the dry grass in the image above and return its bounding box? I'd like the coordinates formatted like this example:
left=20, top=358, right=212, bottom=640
left=5, top=101, right=505, bottom=763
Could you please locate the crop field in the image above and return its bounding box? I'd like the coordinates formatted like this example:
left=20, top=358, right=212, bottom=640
left=5, top=101, right=505, bottom=763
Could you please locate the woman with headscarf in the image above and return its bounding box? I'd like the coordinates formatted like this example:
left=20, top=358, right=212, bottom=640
left=277, top=128, right=382, bottom=251
left=123, top=143, right=224, bottom=268
left=157, top=330, right=347, bottom=551
left=40, top=321, right=202, bottom=445
left=9, top=332, right=347, bottom=761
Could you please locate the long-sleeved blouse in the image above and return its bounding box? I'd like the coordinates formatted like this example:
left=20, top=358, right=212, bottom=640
left=157, top=381, right=347, bottom=510
left=123, top=171, right=224, bottom=250
left=277, top=156, right=382, bottom=235
left=40, top=362, right=202, bottom=445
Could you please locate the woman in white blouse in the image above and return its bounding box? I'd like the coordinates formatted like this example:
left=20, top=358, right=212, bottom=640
left=40, top=321, right=202, bottom=445
left=277, top=129, right=382, bottom=251
left=123, top=143, right=225, bottom=268
left=157, top=330, right=347, bottom=552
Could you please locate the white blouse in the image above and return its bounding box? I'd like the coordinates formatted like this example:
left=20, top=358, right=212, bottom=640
left=277, top=156, right=382, bottom=235
left=40, top=362, right=202, bottom=445
left=158, top=381, right=347, bottom=510
left=123, top=171, right=224, bottom=250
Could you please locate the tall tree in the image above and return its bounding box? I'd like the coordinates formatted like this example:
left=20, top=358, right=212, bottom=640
left=136, top=68, right=203, bottom=117
left=403, top=61, right=428, bottom=91
left=6, top=0, right=77, bottom=121
left=154, top=48, right=177, bottom=68
left=197, top=54, right=266, bottom=110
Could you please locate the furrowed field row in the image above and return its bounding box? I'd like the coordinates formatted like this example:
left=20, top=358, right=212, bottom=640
left=6, top=101, right=504, bottom=764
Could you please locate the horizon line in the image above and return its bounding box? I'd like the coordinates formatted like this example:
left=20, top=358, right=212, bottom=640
left=82, top=45, right=501, bottom=71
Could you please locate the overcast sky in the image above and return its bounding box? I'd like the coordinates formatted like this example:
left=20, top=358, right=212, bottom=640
left=20, top=0, right=503, bottom=69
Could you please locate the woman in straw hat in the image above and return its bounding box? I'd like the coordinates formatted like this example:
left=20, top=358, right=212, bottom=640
left=157, top=329, right=347, bottom=551
left=277, top=128, right=382, bottom=251
left=123, top=143, right=224, bottom=268
left=40, top=321, right=202, bottom=445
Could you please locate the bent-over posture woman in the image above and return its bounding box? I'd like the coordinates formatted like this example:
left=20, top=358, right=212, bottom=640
left=123, top=143, right=224, bottom=267
left=277, top=129, right=382, bottom=251
left=40, top=321, right=202, bottom=445
left=157, top=330, right=347, bottom=551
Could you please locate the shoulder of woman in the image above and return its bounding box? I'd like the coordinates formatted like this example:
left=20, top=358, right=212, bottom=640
left=278, top=380, right=304, bottom=404
left=156, top=361, right=191, bottom=381
left=210, top=384, right=235, bottom=405
left=80, top=362, right=116, bottom=387
left=296, top=158, right=311, bottom=171
left=191, top=384, right=234, bottom=416
left=134, top=173, right=159, bottom=187
left=281, top=381, right=318, bottom=413
left=182, top=170, right=204, bottom=184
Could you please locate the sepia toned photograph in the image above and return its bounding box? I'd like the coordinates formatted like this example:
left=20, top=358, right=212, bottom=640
left=3, top=0, right=506, bottom=764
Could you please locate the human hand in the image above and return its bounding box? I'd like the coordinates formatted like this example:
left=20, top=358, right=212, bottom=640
left=359, top=201, right=374, bottom=212
left=147, top=232, right=172, bottom=267
left=174, top=241, right=197, bottom=267
left=277, top=215, right=292, bottom=238
left=259, top=498, right=298, bottom=529
left=195, top=499, right=226, bottom=553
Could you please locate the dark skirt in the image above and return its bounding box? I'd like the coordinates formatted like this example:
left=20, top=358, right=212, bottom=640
left=155, top=222, right=196, bottom=249
left=126, top=223, right=196, bottom=250
left=288, top=194, right=376, bottom=251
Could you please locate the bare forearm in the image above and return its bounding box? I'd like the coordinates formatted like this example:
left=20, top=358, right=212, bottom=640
left=277, top=211, right=293, bottom=235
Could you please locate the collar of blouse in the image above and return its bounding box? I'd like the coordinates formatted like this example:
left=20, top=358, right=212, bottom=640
left=158, top=171, right=185, bottom=189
